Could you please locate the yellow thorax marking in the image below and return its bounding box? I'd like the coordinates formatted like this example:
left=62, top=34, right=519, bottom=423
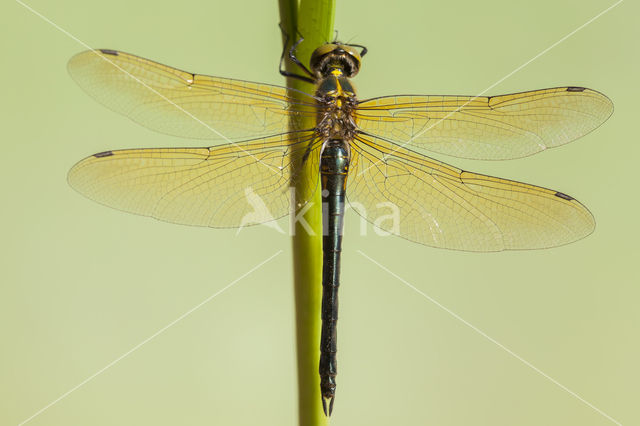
left=329, top=68, right=347, bottom=103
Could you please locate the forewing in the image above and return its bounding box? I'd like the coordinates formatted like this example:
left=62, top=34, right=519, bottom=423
left=68, top=49, right=316, bottom=141
left=348, top=135, right=595, bottom=251
left=356, top=87, right=612, bottom=160
left=68, top=133, right=320, bottom=227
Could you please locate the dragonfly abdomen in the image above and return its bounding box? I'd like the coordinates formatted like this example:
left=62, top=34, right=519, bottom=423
left=319, top=139, right=350, bottom=416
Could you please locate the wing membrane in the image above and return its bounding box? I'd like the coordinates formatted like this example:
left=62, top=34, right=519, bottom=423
left=68, top=133, right=320, bottom=227
left=348, top=135, right=594, bottom=251
left=356, top=87, right=612, bottom=160
left=68, top=50, right=317, bottom=142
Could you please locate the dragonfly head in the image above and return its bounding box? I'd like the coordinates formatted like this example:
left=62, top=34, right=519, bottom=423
left=310, top=43, right=362, bottom=79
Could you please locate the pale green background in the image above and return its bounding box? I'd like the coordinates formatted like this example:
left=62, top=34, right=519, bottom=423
left=1, top=0, right=638, bottom=425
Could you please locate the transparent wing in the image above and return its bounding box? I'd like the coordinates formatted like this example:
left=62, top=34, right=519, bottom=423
left=68, top=133, right=320, bottom=228
left=68, top=49, right=317, bottom=142
left=355, top=87, right=613, bottom=160
left=347, top=134, right=594, bottom=251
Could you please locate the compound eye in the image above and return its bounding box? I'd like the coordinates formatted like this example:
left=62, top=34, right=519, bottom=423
left=310, top=43, right=339, bottom=71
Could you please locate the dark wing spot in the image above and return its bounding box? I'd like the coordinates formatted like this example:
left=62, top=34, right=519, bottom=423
left=93, top=151, right=114, bottom=158
left=566, top=87, right=586, bottom=92
left=555, top=191, right=574, bottom=201
left=99, top=49, right=119, bottom=56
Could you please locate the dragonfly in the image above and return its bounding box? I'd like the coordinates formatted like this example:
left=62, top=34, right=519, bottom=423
left=67, top=43, right=612, bottom=415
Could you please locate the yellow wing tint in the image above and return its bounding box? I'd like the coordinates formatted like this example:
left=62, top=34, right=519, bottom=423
left=348, top=135, right=594, bottom=251
left=68, top=133, right=319, bottom=227
left=68, top=50, right=316, bottom=142
left=355, top=87, right=612, bottom=160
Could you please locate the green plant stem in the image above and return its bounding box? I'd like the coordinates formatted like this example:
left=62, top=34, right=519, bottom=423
left=278, top=0, right=335, bottom=424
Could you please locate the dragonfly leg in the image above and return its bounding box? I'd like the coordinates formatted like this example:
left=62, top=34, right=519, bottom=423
left=278, top=24, right=316, bottom=83
left=345, top=42, right=368, bottom=57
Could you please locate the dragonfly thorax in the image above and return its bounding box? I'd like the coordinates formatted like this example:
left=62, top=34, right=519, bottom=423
left=315, top=73, right=358, bottom=141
